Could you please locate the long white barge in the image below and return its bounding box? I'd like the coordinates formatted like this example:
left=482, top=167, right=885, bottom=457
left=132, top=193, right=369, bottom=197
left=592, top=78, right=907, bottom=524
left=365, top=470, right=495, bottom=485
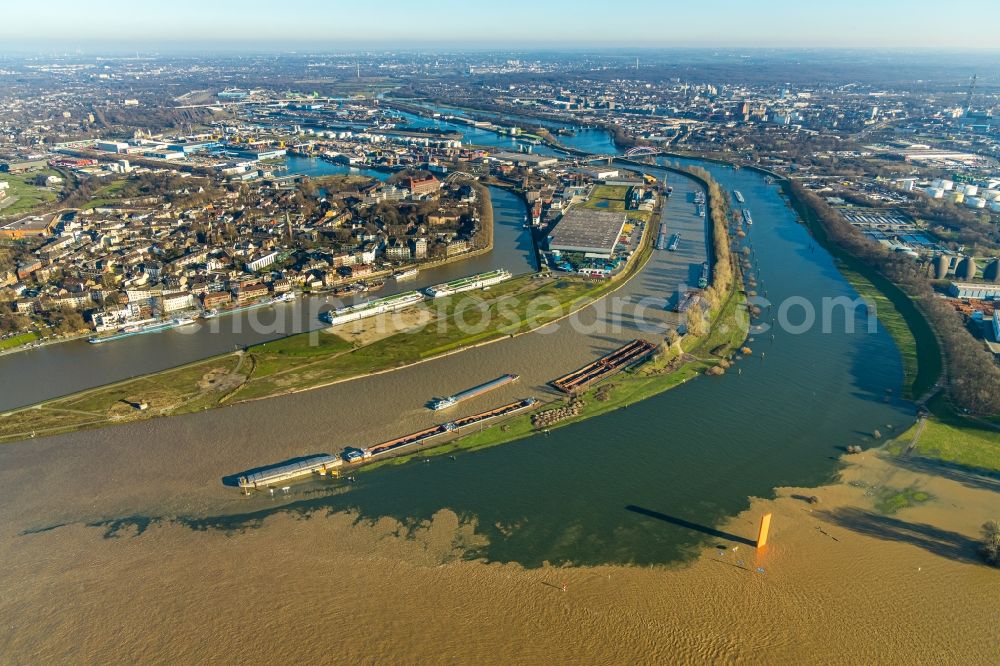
left=321, top=290, right=425, bottom=326
left=429, top=373, right=519, bottom=410
left=88, top=316, right=196, bottom=344
left=425, top=268, right=512, bottom=298
left=237, top=454, right=343, bottom=490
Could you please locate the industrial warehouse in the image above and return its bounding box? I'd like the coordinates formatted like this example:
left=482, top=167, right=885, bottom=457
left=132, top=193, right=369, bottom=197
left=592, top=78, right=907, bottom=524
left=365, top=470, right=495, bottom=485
left=546, top=209, right=628, bottom=259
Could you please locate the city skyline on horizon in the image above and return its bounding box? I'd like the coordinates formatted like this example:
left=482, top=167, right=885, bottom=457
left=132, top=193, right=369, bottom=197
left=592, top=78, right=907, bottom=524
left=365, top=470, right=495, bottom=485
left=3, top=0, right=1000, bottom=52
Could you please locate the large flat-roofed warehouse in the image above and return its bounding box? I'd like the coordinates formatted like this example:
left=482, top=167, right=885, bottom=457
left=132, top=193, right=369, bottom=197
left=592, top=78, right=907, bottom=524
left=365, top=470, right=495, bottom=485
left=0, top=214, right=57, bottom=239
left=547, top=209, right=628, bottom=258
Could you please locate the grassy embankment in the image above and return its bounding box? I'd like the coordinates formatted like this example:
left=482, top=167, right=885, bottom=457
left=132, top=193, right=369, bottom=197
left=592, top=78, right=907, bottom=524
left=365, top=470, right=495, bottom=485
left=782, top=180, right=1000, bottom=474
left=0, top=188, right=657, bottom=442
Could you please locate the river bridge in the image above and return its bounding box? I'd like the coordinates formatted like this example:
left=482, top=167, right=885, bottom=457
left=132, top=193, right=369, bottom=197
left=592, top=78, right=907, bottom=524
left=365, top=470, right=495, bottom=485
left=577, top=146, right=666, bottom=164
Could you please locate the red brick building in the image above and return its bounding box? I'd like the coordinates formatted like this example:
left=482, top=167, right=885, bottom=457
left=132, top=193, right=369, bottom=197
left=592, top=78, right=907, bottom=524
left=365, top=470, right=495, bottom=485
left=407, top=175, right=440, bottom=198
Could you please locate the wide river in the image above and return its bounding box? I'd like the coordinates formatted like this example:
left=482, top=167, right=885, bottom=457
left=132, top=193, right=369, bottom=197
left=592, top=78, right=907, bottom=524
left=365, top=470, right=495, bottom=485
left=0, top=113, right=914, bottom=569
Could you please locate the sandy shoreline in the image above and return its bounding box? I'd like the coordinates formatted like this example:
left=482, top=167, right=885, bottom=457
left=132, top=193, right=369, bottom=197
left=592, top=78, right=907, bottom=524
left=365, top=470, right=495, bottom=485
left=1, top=447, right=994, bottom=664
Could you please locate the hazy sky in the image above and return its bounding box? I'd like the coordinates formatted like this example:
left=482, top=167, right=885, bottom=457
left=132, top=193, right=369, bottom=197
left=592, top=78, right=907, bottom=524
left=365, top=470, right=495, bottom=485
left=2, top=0, right=999, bottom=50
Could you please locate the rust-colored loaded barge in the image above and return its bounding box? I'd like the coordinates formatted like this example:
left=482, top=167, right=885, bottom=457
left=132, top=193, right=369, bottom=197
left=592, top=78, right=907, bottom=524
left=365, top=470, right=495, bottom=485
left=550, top=339, right=656, bottom=394
left=354, top=398, right=539, bottom=461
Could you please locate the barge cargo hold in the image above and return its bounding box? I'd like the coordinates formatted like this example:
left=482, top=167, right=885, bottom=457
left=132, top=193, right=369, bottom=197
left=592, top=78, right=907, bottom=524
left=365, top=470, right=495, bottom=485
left=237, top=454, right=342, bottom=490
left=698, top=261, right=710, bottom=289
left=551, top=339, right=656, bottom=394
left=321, top=290, right=425, bottom=326
left=430, top=373, right=519, bottom=410
left=88, top=316, right=196, bottom=344
left=655, top=222, right=670, bottom=251
left=425, top=268, right=512, bottom=298
left=358, top=398, right=538, bottom=460
left=742, top=208, right=753, bottom=225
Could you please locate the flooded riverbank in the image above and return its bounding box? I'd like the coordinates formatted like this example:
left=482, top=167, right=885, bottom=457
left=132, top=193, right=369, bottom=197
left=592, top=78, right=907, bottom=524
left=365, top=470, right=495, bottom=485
left=1, top=131, right=970, bottom=661
left=2, top=445, right=994, bottom=664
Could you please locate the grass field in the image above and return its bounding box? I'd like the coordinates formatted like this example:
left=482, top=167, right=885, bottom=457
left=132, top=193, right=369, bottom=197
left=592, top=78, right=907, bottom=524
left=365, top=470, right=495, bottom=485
left=590, top=184, right=628, bottom=201
left=0, top=354, right=246, bottom=441
left=0, top=332, right=39, bottom=351
left=80, top=180, right=130, bottom=210
left=0, top=170, right=62, bottom=218
left=889, top=395, right=1000, bottom=473
left=583, top=184, right=630, bottom=213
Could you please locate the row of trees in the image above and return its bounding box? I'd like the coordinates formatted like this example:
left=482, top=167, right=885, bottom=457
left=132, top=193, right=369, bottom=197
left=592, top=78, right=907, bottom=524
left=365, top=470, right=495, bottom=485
left=789, top=181, right=1000, bottom=415
left=0, top=306, right=86, bottom=337
left=685, top=166, right=735, bottom=311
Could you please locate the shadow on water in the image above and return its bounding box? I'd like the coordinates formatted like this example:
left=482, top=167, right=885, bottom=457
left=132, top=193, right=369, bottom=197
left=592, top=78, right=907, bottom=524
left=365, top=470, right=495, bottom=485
left=625, top=505, right=756, bottom=547
left=818, top=507, right=981, bottom=563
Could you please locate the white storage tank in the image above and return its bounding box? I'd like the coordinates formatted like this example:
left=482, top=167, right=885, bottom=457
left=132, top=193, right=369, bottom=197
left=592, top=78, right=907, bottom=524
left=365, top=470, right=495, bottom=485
left=926, top=187, right=945, bottom=199
left=966, top=196, right=987, bottom=209
left=963, top=184, right=979, bottom=196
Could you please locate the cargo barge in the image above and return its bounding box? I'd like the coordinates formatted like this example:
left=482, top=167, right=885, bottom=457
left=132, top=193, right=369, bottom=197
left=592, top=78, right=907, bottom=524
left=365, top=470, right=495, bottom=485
left=88, top=316, right=197, bottom=344
left=742, top=208, right=753, bottom=225
left=655, top=222, right=670, bottom=251
left=733, top=190, right=745, bottom=204
left=698, top=261, right=710, bottom=289
left=237, top=454, right=343, bottom=491
left=321, top=290, right=425, bottom=326
left=551, top=339, right=656, bottom=394
left=667, top=233, right=681, bottom=251
left=425, top=268, right=512, bottom=298
left=430, top=373, right=519, bottom=410
left=351, top=398, right=538, bottom=461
